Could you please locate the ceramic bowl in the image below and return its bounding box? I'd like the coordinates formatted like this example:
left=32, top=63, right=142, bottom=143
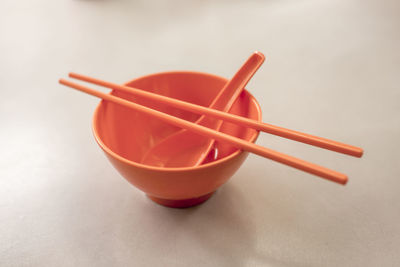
left=92, top=71, right=262, bottom=208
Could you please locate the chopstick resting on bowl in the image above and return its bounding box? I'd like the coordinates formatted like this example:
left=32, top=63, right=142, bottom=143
left=59, top=77, right=355, bottom=185
left=69, top=72, right=363, bottom=158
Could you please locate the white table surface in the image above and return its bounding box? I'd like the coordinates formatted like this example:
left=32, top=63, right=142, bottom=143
left=1, top=0, right=399, bottom=266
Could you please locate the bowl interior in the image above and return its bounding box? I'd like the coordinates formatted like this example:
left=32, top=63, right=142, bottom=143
left=93, top=71, right=261, bottom=167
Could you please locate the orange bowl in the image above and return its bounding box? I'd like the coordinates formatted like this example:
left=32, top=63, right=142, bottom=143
left=92, top=71, right=262, bottom=208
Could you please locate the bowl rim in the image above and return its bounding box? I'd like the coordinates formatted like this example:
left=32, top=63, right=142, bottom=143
left=92, top=70, right=263, bottom=172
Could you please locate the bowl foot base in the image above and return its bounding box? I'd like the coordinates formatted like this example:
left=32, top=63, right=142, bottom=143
left=147, top=192, right=215, bottom=208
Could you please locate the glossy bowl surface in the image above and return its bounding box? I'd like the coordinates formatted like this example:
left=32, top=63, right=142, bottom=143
left=93, top=71, right=262, bottom=208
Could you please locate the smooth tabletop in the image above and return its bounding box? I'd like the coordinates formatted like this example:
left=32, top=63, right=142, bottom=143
left=1, top=0, right=399, bottom=266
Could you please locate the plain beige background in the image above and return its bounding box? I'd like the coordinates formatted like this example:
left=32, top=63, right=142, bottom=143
left=1, top=0, right=399, bottom=266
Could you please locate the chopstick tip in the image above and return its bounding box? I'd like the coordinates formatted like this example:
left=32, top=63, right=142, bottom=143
left=338, top=175, right=348, bottom=185
left=327, top=172, right=348, bottom=185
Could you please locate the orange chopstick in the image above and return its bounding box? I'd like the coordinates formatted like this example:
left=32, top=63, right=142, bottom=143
left=59, top=78, right=348, bottom=185
left=69, top=72, right=363, bottom=158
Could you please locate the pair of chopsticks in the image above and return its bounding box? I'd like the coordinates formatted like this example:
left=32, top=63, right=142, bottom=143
left=60, top=73, right=363, bottom=185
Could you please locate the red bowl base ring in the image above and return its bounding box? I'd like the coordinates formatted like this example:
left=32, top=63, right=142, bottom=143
left=147, top=191, right=215, bottom=208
